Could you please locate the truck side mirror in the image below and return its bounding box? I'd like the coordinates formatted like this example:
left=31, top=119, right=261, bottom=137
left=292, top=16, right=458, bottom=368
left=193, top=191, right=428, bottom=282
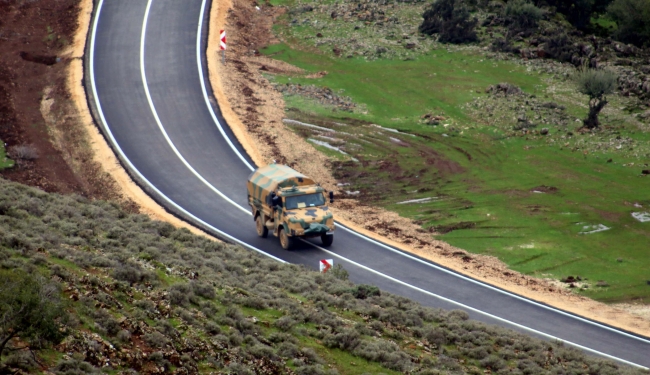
left=329, top=191, right=334, bottom=204
left=272, top=195, right=281, bottom=207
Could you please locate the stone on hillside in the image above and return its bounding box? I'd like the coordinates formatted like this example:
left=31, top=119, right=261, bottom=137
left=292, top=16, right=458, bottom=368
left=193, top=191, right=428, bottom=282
left=486, top=83, right=522, bottom=96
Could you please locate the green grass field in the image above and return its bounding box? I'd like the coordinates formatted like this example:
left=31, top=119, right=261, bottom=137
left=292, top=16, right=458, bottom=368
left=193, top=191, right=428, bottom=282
left=0, top=144, right=14, bottom=169
left=262, top=1, right=650, bottom=303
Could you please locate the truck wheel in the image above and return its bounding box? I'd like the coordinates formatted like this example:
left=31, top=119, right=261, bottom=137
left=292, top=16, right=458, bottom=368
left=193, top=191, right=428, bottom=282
left=279, top=228, right=294, bottom=250
left=321, top=234, right=333, bottom=247
left=256, top=215, right=268, bottom=238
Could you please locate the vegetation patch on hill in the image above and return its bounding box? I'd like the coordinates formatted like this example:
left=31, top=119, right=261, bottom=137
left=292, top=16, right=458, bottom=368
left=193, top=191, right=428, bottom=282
left=261, top=0, right=650, bottom=303
left=0, top=178, right=647, bottom=374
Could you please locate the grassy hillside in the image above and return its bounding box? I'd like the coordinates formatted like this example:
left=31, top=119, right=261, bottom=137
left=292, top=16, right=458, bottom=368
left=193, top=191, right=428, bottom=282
left=261, top=0, right=650, bottom=303
left=0, top=178, right=646, bottom=374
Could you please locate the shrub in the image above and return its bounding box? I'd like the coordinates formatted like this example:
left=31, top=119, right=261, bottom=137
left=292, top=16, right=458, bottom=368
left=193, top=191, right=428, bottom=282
left=277, top=342, right=300, bottom=358
left=323, top=328, right=360, bottom=351
left=350, top=284, right=381, bottom=300
left=425, top=327, right=448, bottom=348
left=419, top=0, right=478, bottom=43
left=225, top=362, right=254, bottom=375
left=447, top=309, right=470, bottom=321
left=135, top=299, right=156, bottom=312
left=92, top=309, right=120, bottom=336
left=329, top=264, right=349, bottom=281
left=228, top=331, right=244, bottom=346
left=191, top=281, right=215, bottom=299
left=205, top=321, right=221, bottom=335
left=480, top=355, right=506, bottom=370
left=504, top=0, right=544, bottom=30
left=169, top=283, right=193, bottom=306
left=7, top=144, right=39, bottom=161
left=149, top=351, right=165, bottom=365
left=275, top=316, right=297, bottom=331
left=143, top=331, right=169, bottom=348
left=52, top=355, right=98, bottom=374
left=117, top=329, right=131, bottom=343
left=112, top=262, right=153, bottom=285
left=541, top=32, right=576, bottom=63
left=1, top=350, right=37, bottom=372
left=246, top=344, right=277, bottom=360
left=242, top=296, right=267, bottom=310
left=541, top=0, right=596, bottom=29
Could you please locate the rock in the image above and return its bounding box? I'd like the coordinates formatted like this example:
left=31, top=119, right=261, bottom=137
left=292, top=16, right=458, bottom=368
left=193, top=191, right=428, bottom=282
left=486, top=82, right=522, bottom=96
left=405, top=43, right=416, bottom=49
left=540, top=128, right=549, bottom=135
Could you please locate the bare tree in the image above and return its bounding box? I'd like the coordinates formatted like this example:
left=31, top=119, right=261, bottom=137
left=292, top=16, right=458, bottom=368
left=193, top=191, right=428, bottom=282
left=575, top=68, right=617, bottom=129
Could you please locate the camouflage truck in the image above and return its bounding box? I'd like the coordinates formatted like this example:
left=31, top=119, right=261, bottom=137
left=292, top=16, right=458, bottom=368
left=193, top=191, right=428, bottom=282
left=247, top=164, right=334, bottom=250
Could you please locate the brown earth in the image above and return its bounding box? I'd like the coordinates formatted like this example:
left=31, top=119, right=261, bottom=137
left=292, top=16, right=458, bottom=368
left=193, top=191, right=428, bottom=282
left=2, top=0, right=649, bottom=341
left=0, top=0, right=138, bottom=212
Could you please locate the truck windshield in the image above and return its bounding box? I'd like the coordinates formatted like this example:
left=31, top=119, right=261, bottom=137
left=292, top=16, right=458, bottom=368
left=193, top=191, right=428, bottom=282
left=285, top=193, right=326, bottom=210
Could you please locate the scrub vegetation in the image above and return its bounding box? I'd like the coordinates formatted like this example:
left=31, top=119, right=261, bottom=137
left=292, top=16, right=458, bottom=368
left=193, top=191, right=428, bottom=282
left=0, top=178, right=646, bottom=374
left=261, top=0, right=650, bottom=303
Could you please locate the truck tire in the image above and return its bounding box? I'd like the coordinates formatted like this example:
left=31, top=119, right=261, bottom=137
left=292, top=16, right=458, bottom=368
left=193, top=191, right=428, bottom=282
left=279, top=228, right=294, bottom=250
left=321, top=234, right=333, bottom=247
left=256, top=215, right=268, bottom=238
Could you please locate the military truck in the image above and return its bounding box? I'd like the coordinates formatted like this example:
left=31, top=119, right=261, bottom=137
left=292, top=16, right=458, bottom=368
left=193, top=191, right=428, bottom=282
left=247, top=164, right=334, bottom=250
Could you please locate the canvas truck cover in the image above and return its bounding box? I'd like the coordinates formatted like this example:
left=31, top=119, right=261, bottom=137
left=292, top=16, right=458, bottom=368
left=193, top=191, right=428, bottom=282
left=247, top=164, right=317, bottom=206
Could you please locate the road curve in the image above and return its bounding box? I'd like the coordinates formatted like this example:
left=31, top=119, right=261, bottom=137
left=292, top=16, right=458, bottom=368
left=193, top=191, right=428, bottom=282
left=85, top=0, right=650, bottom=368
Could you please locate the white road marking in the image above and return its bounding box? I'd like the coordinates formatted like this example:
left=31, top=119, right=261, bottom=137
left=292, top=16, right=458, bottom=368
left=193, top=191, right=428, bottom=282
left=87, top=0, right=649, bottom=369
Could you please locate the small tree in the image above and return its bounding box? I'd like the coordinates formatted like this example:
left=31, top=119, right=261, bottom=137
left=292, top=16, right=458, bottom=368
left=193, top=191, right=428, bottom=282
left=0, top=270, right=67, bottom=370
left=607, top=0, right=650, bottom=47
left=575, top=68, right=617, bottom=129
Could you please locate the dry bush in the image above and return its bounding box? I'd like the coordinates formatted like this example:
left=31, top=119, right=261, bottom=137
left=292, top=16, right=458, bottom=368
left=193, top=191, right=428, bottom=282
left=143, top=331, right=169, bottom=349
left=168, top=283, right=193, bottom=306
left=7, top=144, right=39, bottom=161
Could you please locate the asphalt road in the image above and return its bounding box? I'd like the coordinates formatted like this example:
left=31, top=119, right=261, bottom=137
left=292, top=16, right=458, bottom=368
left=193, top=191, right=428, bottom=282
left=85, top=0, right=650, bottom=368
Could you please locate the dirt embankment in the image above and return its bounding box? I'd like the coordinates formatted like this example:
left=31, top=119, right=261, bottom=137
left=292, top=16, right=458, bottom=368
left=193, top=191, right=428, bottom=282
left=0, top=0, right=215, bottom=237
left=208, top=0, right=650, bottom=336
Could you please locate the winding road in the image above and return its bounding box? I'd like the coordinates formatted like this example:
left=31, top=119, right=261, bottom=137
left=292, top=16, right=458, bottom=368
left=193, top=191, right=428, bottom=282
left=85, top=0, right=650, bottom=368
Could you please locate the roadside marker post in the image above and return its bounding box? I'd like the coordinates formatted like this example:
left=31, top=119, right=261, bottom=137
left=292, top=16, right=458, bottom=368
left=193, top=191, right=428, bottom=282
left=320, top=259, right=333, bottom=273
left=220, top=29, right=226, bottom=64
